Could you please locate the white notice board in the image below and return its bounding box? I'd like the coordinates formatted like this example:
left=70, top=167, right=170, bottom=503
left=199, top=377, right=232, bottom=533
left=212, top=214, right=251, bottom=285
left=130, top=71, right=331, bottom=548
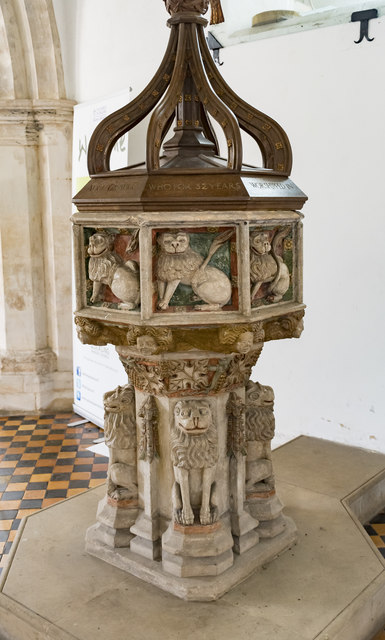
left=72, top=89, right=132, bottom=427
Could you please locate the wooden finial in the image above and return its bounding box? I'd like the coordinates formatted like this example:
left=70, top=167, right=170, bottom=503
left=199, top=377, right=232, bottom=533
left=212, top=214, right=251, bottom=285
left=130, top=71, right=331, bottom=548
left=210, top=0, right=225, bottom=24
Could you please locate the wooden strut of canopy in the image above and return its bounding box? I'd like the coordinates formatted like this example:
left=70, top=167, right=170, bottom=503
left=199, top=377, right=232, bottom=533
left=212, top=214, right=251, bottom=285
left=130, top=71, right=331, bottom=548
left=87, top=1, right=292, bottom=176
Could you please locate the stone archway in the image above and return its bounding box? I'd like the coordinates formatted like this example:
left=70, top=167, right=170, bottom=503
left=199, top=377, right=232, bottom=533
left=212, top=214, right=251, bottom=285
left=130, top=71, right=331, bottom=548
left=0, top=0, right=74, bottom=412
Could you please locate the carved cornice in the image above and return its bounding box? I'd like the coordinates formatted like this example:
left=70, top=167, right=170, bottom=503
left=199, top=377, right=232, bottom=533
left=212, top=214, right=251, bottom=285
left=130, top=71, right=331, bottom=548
left=74, top=312, right=304, bottom=354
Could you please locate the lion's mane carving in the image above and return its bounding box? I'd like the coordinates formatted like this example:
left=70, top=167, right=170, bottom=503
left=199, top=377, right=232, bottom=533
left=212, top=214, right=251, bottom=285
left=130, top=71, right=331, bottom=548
left=104, top=384, right=136, bottom=450
left=171, top=400, right=218, bottom=469
left=246, top=381, right=275, bottom=442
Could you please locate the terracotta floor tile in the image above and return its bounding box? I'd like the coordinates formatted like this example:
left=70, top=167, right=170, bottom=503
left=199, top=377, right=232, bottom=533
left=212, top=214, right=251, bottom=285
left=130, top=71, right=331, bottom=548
left=17, top=508, right=40, bottom=519
left=42, top=446, right=61, bottom=453
left=37, top=419, right=53, bottom=424
left=13, top=435, right=31, bottom=442
left=13, top=467, right=34, bottom=476
left=18, top=424, right=35, bottom=431
left=47, top=433, right=65, bottom=440
left=24, top=490, right=46, bottom=500
left=71, top=472, right=91, bottom=480
left=35, top=459, right=56, bottom=467
left=52, top=465, right=74, bottom=473
left=7, top=530, right=18, bottom=542
left=21, top=452, right=40, bottom=460
left=4, top=421, right=21, bottom=426
left=373, top=524, right=385, bottom=535
left=57, top=452, right=77, bottom=459
left=42, top=498, right=64, bottom=508
left=0, top=461, right=18, bottom=469
left=7, top=483, right=27, bottom=492
left=62, top=439, right=81, bottom=446
left=0, top=520, right=13, bottom=531
left=3, top=448, right=24, bottom=455
left=67, top=488, right=88, bottom=497
left=0, top=501, right=22, bottom=511
left=92, top=464, right=108, bottom=472
left=0, top=430, right=17, bottom=437
left=370, top=535, right=385, bottom=548
left=47, top=481, right=70, bottom=490
left=0, top=542, right=5, bottom=554
left=89, top=478, right=106, bottom=488
left=30, top=474, right=52, bottom=483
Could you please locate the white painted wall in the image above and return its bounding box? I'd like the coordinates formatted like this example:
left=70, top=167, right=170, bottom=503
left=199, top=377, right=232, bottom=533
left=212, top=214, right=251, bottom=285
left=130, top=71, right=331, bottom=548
left=53, top=1, right=385, bottom=453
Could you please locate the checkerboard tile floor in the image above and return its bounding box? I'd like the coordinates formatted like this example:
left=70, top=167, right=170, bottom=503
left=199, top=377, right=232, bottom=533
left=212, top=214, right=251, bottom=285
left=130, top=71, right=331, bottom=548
left=364, top=511, right=385, bottom=640
left=0, top=413, right=108, bottom=577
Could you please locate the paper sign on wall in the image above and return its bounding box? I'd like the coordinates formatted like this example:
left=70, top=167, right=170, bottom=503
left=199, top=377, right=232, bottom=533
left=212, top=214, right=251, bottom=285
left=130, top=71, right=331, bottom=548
left=72, top=89, right=132, bottom=427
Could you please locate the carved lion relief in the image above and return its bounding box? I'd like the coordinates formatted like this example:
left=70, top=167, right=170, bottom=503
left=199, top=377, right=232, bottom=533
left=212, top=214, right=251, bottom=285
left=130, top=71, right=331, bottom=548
left=155, top=228, right=236, bottom=312
left=245, top=381, right=275, bottom=495
left=87, top=229, right=140, bottom=310
left=171, top=399, right=218, bottom=526
left=250, top=227, right=292, bottom=306
left=103, top=384, right=138, bottom=501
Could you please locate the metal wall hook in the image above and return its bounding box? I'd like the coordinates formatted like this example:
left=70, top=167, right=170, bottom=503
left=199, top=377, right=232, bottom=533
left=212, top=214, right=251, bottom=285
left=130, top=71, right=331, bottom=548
left=207, top=31, right=223, bottom=65
left=351, top=9, right=378, bottom=43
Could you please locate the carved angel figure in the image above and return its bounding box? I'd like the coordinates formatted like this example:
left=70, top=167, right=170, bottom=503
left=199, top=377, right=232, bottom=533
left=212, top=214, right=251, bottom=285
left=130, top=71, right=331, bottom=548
left=250, top=229, right=290, bottom=304
left=156, top=230, right=232, bottom=311
left=88, top=230, right=140, bottom=310
left=171, top=399, right=218, bottom=526
left=104, top=384, right=138, bottom=501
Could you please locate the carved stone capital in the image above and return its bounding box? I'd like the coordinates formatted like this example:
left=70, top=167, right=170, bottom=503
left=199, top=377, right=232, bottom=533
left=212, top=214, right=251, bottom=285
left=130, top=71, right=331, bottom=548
left=263, top=310, right=305, bottom=342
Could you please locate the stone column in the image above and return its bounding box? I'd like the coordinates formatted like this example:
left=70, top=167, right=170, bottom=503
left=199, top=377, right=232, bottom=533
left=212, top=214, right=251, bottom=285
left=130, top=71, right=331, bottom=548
left=0, top=0, right=74, bottom=412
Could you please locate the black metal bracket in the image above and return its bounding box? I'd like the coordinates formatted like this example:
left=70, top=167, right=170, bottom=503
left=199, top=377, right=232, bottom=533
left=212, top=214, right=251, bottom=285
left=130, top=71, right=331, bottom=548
left=351, top=8, right=378, bottom=43
left=207, top=31, right=224, bottom=66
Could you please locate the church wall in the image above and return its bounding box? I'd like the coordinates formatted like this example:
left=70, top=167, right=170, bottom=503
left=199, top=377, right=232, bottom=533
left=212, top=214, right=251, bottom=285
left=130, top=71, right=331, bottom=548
left=53, top=0, right=385, bottom=452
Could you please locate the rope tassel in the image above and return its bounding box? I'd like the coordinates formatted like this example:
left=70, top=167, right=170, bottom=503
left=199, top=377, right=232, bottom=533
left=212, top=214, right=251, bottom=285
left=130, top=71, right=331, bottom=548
left=210, top=0, right=225, bottom=24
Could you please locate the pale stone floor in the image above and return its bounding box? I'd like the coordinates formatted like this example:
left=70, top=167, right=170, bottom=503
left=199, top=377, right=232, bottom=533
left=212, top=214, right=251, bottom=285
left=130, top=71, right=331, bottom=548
left=0, top=427, right=385, bottom=639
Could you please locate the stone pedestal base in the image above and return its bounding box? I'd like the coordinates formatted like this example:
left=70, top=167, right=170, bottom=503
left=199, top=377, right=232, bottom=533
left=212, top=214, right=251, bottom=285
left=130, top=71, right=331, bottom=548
left=85, top=515, right=297, bottom=600
left=161, top=518, right=234, bottom=577
left=86, top=495, right=137, bottom=548
left=247, top=492, right=286, bottom=538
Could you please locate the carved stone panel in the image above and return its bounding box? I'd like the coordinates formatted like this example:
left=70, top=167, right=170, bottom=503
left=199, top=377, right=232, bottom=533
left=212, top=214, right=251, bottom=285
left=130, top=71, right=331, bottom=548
left=250, top=225, right=294, bottom=307
left=171, top=399, right=218, bottom=526
left=245, top=381, right=275, bottom=495
left=153, top=227, right=238, bottom=313
left=103, top=384, right=138, bottom=502
left=85, top=227, right=140, bottom=310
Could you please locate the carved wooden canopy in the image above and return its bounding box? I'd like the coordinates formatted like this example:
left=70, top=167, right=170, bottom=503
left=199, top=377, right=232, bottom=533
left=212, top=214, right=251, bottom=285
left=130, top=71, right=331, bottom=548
left=87, top=0, right=292, bottom=177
